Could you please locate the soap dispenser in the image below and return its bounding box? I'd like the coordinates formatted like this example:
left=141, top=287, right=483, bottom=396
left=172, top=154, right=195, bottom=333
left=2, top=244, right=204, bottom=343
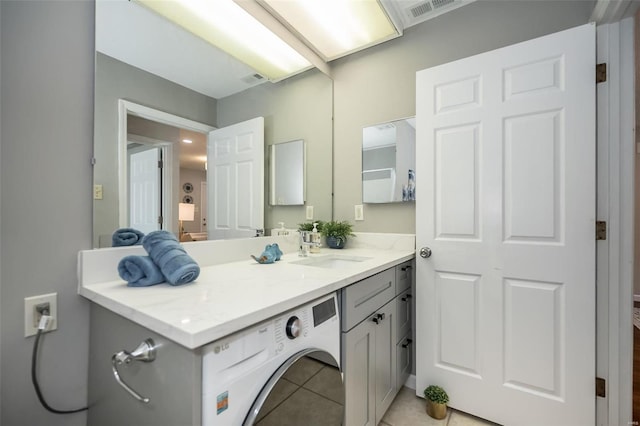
left=310, top=222, right=321, bottom=253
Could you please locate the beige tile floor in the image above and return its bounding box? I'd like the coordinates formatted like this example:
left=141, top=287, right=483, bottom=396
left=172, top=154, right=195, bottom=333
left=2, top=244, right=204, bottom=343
left=381, top=387, right=499, bottom=426
left=254, top=356, right=498, bottom=426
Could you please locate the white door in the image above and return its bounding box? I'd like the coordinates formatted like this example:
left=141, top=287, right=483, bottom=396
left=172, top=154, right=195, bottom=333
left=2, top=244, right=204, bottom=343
left=415, top=24, right=595, bottom=426
left=207, top=117, right=264, bottom=239
left=129, top=146, right=161, bottom=234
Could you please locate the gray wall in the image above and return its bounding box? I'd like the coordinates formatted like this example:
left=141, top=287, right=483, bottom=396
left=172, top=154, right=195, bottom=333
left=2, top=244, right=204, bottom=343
left=217, top=69, right=333, bottom=232
left=94, top=53, right=217, bottom=245
left=332, top=0, right=594, bottom=233
left=0, top=2, right=93, bottom=425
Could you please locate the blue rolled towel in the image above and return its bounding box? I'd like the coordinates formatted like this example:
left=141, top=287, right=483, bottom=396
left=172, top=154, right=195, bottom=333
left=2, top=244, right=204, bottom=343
left=118, top=255, right=165, bottom=287
left=112, top=228, right=145, bottom=247
left=142, top=230, right=200, bottom=285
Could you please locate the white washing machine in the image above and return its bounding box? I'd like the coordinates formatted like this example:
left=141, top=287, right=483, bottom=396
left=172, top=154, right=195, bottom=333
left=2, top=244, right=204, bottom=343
left=202, top=293, right=343, bottom=425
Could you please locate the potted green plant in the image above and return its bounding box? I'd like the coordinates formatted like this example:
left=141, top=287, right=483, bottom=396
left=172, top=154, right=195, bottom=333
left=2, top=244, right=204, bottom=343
left=423, top=385, right=448, bottom=420
left=320, top=220, right=355, bottom=249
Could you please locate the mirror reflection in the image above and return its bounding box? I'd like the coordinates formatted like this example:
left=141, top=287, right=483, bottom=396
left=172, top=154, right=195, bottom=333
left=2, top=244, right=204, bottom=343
left=270, top=140, right=305, bottom=206
left=93, top=0, right=333, bottom=247
left=362, top=117, right=416, bottom=204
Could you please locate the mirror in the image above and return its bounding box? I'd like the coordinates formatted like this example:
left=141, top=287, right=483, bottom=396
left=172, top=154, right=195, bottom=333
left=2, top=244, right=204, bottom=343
left=270, top=140, right=305, bottom=206
left=362, top=117, right=416, bottom=204
left=93, top=0, right=333, bottom=247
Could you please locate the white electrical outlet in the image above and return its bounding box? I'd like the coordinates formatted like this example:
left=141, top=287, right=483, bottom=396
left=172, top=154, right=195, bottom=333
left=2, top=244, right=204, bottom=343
left=355, top=205, right=364, bottom=221
left=24, top=293, right=57, bottom=337
left=306, top=206, right=314, bottom=220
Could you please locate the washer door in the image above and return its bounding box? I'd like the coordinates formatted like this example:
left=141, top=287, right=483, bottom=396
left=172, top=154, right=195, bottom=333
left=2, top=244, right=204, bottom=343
left=244, top=349, right=344, bottom=425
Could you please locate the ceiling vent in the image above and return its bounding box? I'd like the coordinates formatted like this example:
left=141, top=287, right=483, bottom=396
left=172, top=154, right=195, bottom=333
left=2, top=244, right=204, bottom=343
left=240, top=73, right=266, bottom=86
left=384, top=0, right=476, bottom=30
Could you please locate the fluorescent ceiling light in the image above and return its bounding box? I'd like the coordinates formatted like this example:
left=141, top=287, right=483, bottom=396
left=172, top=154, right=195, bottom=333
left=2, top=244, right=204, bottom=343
left=260, top=0, right=399, bottom=61
left=136, top=0, right=312, bottom=81
left=182, top=139, right=193, bottom=144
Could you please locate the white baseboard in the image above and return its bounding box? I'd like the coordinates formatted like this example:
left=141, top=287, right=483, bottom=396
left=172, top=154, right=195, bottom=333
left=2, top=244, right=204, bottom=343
left=404, top=374, right=416, bottom=390
left=634, top=294, right=640, bottom=302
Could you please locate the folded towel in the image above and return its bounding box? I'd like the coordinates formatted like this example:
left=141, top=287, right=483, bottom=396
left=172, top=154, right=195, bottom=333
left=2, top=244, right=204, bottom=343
left=251, top=243, right=283, bottom=264
left=112, top=228, right=145, bottom=247
left=142, top=230, right=200, bottom=285
left=118, top=255, right=165, bottom=287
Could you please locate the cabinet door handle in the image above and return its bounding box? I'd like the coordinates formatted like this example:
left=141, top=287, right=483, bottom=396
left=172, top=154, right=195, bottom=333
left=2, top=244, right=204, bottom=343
left=401, top=265, right=412, bottom=271
left=401, top=294, right=412, bottom=302
left=402, top=338, right=413, bottom=348
left=371, top=312, right=385, bottom=324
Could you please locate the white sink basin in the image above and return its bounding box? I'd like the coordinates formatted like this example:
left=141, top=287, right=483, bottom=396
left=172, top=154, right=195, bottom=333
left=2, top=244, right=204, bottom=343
left=291, top=254, right=371, bottom=269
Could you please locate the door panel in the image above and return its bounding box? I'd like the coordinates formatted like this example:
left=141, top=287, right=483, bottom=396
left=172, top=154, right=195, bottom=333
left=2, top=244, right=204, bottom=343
left=436, top=272, right=480, bottom=377
left=435, top=124, right=480, bottom=239
left=344, top=320, right=375, bottom=426
left=416, top=24, right=595, bottom=426
left=374, top=299, right=397, bottom=424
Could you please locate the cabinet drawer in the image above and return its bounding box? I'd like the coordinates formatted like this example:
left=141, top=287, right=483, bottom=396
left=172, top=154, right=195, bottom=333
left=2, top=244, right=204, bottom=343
left=396, top=332, right=412, bottom=390
left=395, top=260, right=413, bottom=295
left=342, top=268, right=395, bottom=332
left=396, top=289, right=411, bottom=343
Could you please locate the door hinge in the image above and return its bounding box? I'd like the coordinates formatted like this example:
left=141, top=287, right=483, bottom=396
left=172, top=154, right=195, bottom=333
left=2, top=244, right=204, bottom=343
left=157, top=216, right=163, bottom=225
left=596, top=377, right=606, bottom=398
left=158, top=160, right=163, bottom=168
left=596, top=221, right=607, bottom=240
left=596, top=63, right=607, bottom=83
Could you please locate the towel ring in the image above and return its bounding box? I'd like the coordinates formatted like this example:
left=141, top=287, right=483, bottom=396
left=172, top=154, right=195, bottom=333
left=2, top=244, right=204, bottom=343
left=111, top=338, right=156, bottom=403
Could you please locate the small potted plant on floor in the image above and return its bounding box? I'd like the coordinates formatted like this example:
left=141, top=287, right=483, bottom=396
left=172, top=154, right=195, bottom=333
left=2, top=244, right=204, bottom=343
left=424, top=385, right=449, bottom=420
left=321, top=220, right=355, bottom=249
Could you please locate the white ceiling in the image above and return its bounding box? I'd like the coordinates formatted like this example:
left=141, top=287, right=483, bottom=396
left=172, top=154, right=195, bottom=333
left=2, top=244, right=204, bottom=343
left=96, top=0, right=266, bottom=99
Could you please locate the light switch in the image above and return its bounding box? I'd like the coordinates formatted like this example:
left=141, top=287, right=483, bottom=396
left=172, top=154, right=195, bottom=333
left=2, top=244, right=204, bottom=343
left=306, top=206, right=314, bottom=220
left=355, top=205, right=364, bottom=221
left=93, top=184, right=103, bottom=200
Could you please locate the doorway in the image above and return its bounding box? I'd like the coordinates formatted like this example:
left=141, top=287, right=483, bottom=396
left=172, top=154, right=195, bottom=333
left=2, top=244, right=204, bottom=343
left=117, top=100, right=215, bottom=236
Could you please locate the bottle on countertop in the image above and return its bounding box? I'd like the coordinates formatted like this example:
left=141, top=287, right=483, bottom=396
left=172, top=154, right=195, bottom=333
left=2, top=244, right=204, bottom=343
left=310, top=222, right=321, bottom=253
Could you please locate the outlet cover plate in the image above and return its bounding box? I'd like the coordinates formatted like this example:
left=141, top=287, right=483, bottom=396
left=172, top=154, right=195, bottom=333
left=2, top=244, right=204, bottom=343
left=24, top=293, right=57, bottom=337
left=355, top=205, right=364, bottom=221
left=306, top=206, right=314, bottom=220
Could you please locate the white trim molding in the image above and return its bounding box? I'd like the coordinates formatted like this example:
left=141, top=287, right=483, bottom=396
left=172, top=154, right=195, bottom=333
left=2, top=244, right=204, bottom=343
left=117, top=100, right=216, bottom=232
left=595, top=17, right=635, bottom=426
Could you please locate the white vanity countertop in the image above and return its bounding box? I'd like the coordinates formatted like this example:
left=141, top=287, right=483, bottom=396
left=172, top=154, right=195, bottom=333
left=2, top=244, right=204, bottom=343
left=78, top=233, right=415, bottom=350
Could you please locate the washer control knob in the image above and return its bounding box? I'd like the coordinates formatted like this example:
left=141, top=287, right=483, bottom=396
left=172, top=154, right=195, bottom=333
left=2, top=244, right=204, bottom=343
left=285, top=316, right=301, bottom=339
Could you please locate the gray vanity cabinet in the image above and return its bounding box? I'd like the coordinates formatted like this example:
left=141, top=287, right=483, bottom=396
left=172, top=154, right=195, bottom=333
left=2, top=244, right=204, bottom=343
left=87, top=304, right=202, bottom=426
left=341, top=261, right=414, bottom=426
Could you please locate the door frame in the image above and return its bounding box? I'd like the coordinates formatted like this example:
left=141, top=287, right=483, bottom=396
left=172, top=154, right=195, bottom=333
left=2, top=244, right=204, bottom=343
left=117, top=100, right=216, bottom=233
left=596, top=18, right=635, bottom=426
